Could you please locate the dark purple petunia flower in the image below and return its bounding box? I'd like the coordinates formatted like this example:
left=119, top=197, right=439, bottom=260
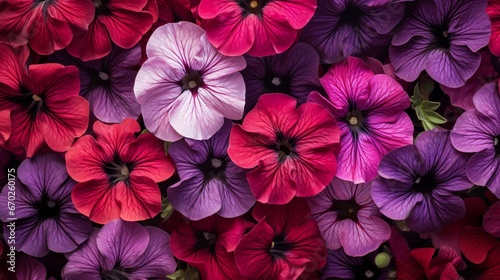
left=451, top=82, right=500, bottom=198
left=0, top=153, right=92, bottom=257
left=48, top=44, right=141, bottom=123
left=167, top=120, right=255, bottom=220
left=390, top=0, right=491, bottom=88
left=62, top=219, right=176, bottom=279
left=240, top=43, right=323, bottom=113
left=300, top=0, right=405, bottom=64
left=371, top=130, right=473, bottom=233
left=307, top=177, right=391, bottom=257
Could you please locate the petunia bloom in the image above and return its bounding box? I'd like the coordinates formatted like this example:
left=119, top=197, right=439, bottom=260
left=390, top=0, right=491, bottom=88
left=16, top=255, right=47, bottom=280
left=65, top=119, right=175, bottom=224
left=0, top=44, right=89, bottom=157
left=66, top=0, right=158, bottom=61
left=134, top=21, right=246, bottom=141
left=309, top=57, right=413, bottom=184
left=228, top=93, right=340, bottom=204
left=300, top=0, right=405, bottom=64
left=63, top=219, right=176, bottom=279
left=170, top=214, right=248, bottom=280
left=168, top=120, right=255, bottom=220
left=49, top=44, right=141, bottom=123
left=488, top=0, right=500, bottom=57
left=0, top=153, right=92, bottom=257
left=450, top=82, right=500, bottom=198
left=0, top=0, right=94, bottom=55
left=372, top=129, right=473, bottom=233
left=234, top=199, right=327, bottom=280
left=241, top=42, right=323, bottom=114
left=307, top=177, right=391, bottom=257
left=197, top=0, right=317, bottom=57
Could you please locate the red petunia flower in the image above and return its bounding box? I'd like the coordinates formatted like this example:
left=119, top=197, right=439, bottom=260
left=0, top=0, right=94, bottom=55
left=228, top=93, right=340, bottom=204
left=0, top=44, right=89, bottom=157
left=65, top=119, right=175, bottom=224
left=234, top=199, right=327, bottom=280
left=170, top=214, right=249, bottom=280
left=66, top=0, right=159, bottom=61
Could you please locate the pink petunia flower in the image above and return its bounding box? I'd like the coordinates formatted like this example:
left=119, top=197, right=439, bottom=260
left=65, top=119, right=175, bottom=224
left=197, top=0, right=317, bottom=57
left=134, top=21, right=246, bottom=141
left=228, top=93, right=340, bottom=205
left=309, top=56, right=413, bottom=184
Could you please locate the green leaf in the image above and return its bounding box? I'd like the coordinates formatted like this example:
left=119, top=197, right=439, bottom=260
left=420, top=100, right=441, bottom=111
left=424, top=110, right=447, bottom=124
left=160, top=197, right=174, bottom=221
left=164, top=141, right=171, bottom=156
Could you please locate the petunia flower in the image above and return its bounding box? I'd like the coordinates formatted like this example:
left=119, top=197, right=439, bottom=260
left=0, top=153, right=92, bottom=257
left=450, top=82, right=500, bottom=198
left=49, top=44, right=141, bottom=124
left=167, top=120, right=255, bottom=220
left=390, top=0, right=491, bottom=88
left=134, top=21, right=246, bottom=141
left=66, top=0, right=158, bottom=61
left=234, top=199, right=327, bottom=280
left=197, top=0, right=317, bottom=57
left=309, top=57, right=413, bottom=184
left=228, top=93, right=340, bottom=204
left=300, top=0, right=405, bottom=64
left=488, top=0, right=500, bottom=57
left=0, top=44, right=89, bottom=157
left=65, top=119, right=175, bottom=224
left=63, top=219, right=176, bottom=279
left=462, top=243, right=500, bottom=279
left=170, top=214, right=248, bottom=280
left=441, top=51, right=499, bottom=110
left=17, top=255, right=47, bottom=280
left=241, top=42, right=323, bottom=114
left=371, top=129, right=473, bottom=233
left=0, top=0, right=94, bottom=55
left=307, top=177, right=391, bottom=257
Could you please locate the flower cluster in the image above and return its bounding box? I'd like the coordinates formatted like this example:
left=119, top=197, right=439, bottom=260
left=1, top=0, right=500, bottom=279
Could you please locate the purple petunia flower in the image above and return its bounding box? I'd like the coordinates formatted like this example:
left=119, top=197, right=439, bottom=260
left=48, top=44, right=142, bottom=123
left=300, top=0, right=405, bottom=64
left=0, top=153, right=92, bottom=257
left=307, top=177, right=391, bottom=257
left=241, top=43, right=323, bottom=114
left=167, top=120, right=255, bottom=220
left=62, top=219, right=176, bottom=279
left=390, top=0, right=491, bottom=88
left=134, top=21, right=246, bottom=141
left=371, top=130, right=473, bottom=233
left=450, top=82, right=500, bottom=198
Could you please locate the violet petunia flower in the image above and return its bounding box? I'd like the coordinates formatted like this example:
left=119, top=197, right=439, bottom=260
left=372, top=130, right=473, bottom=233
left=134, top=21, right=246, bottom=141
left=300, top=0, right=405, bottom=64
left=307, top=177, right=391, bottom=257
left=450, top=82, right=500, bottom=198
left=0, top=153, right=92, bottom=257
left=62, top=219, right=176, bottom=279
left=49, top=44, right=142, bottom=124
left=168, top=120, right=255, bottom=220
left=390, top=0, right=491, bottom=88
left=241, top=42, right=323, bottom=114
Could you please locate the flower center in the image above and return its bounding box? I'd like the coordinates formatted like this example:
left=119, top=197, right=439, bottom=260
left=346, top=110, right=364, bottom=131
left=103, top=155, right=132, bottom=184
left=194, top=231, right=217, bottom=252
left=413, top=173, right=436, bottom=194
left=12, top=85, right=46, bottom=121
left=99, top=71, right=110, bottom=81
left=365, top=270, right=374, bottom=278
left=201, top=157, right=226, bottom=180
left=330, top=199, right=360, bottom=221
left=269, top=235, right=293, bottom=260
left=271, top=77, right=281, bottom=86
left=35, top=196, right=60, bottom=220
left=238, top=0, right=269, bottom=14
left=494, top=136, right=500, bottom=155
left=94, top=0, right=110, bottom=15
left=180, top=70, right=204, bottom=93
left=32, top=94, right=42, bottom=102
left=431, top=24, right=451, bottom=49
left=339, top=4, right=364, bottom=27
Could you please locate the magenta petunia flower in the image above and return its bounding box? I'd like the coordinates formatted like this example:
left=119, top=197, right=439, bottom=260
left=134, top=21, right=246, bottom=141
left=168, top=120, right=255, bottom=220
left=197, top=0, right=317, bottom=57
left=372, top=130, right=473, bottom=233
left=309, top=56, right=413, bottom=184
left=307, top=177, right=391, bottom=257
left=390, top=0, right=491, bottom=88
left=49, top=44, right=142, bottom=123
left=450, top=82, right=500, bottom=198
left=63, top=219, right=176, bottom=279
left=228, top=93, right=340, bottom=205
left=0, top=153, right=92, bottom=257
left=300, top=0, right=405, bottom=64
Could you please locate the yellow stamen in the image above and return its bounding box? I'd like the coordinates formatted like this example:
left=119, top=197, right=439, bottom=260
left=250, top=0, right=258, bottom=8
left=271, top=241, right=275, bottom=249
left=99, top=71, right=109, bottom=81
left=349, top=116, right=358, bottom=126
left=32, top=94, right=41, bottom=101
left=188, top=80, right=197, bottom=89
left=120, top=165, right=129, bottom=177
